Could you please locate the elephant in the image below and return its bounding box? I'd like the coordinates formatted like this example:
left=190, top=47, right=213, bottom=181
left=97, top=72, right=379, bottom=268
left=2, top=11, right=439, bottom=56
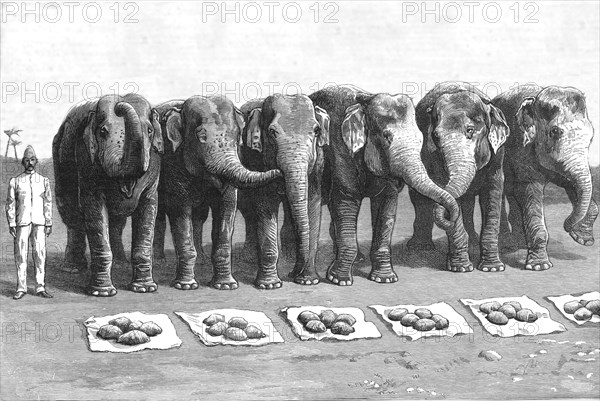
left=407, top=82, right=510, bottom=273
left=53, top=93, right=164, bottom=296
left=307, top=85, right=461, bottom=286
left=493, top=84, right=597, bottom=270
left=236, top=93, right=330, bottom=288
left=152, top=95, right=281, bottom=290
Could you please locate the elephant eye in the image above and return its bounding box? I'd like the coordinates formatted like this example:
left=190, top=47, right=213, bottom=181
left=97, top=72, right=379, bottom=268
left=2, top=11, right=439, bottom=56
left=100, top=126, right=109, bottom=136
left=466, top=126, right=475, bottom=139
left=269, top=128, right=278, bottom=137
left=147, top=126, right=153, bottom=134
left=313, top=125, right=322, bottom=136
left=550, top=126, right=562, bottom=139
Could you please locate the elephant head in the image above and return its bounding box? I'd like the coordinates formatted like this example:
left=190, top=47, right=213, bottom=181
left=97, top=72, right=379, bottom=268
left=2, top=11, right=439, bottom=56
left=241, top=94, right=329, bottom=265
left=422, top=89, right=509, bottom=229
left=161, top=95, right=281, bottom=188
left=83, top=93, right=163, bottom=197
left=517, top=86, right=595, bottom=233
left=340, top=92, right=461, bottom=226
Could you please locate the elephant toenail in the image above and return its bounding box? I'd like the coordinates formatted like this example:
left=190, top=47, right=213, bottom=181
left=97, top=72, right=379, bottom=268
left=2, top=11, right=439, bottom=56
left=182, top=284, right=190, bottom=290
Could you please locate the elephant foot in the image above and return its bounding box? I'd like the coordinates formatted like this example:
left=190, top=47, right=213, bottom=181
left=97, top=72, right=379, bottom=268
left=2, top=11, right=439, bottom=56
left=326, top=264, right=353, bottom=286
left=367, top=269, right=398, bottom=284
left=210, top=275, right=239, bottom=290
left=406, top=237, right=435, bottom=252
left=446, top=255, right=474, bottom=273
left=568, top=228, right=594, bottom=246
left=255, top=274, right=283, bottom=290
left=477, top=259, right=505, bottom=272
left=289, top=271, right=320, bottom=286
left=129, top=280, right=158, bottom=293
left=524, top=258, right=552, bottom=271
left=88, top=285, right=117, bottom=297
left=171, top=279, right=199, bottom=290
left=239, top=244, right=257, bottom=263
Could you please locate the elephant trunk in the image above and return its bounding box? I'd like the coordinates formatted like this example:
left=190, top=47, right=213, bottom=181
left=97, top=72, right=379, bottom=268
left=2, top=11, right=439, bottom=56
left=205, top=148, right=282, bottom=188
left=113, top=101, right=145, bottom=177
left=562, top=148, right=593, bottom=233
left=280, top=154, right=311, bottom=269
left=389, top=144, right=460, bottom=229
left=433, top=136, right=477, bottom=230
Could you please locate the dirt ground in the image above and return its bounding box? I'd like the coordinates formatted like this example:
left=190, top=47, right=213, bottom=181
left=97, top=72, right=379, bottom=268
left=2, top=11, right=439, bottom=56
left=1, top=159, right=599, bottom=400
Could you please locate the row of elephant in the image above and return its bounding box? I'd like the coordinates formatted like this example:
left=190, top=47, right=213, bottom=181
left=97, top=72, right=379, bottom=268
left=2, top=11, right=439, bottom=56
left=52, top=82, right=598, bottom=297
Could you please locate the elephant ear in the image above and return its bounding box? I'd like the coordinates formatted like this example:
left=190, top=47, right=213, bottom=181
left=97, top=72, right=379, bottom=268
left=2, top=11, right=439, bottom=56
left=165, top=108, right=183, bottom=152
left=151, top=109, right=164, bottom=153
left=245, top=108, right=263, bottom=152
left=234, top=107, right=246, bottom=145
left=314, top=106, right=330, bottom=147
left=517, top=97, right=536, bottom=146
left=341, top=103, right=366, bottom=154
left=487, top=104, right=509, bottom=153
left=82, top=110, right=97, bottom=164
left=425, top=105, right=438, bottom=153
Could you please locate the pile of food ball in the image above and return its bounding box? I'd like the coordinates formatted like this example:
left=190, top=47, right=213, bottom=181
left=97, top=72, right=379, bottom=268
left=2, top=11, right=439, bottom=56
left=563, top=299, right=600, bottom=321
left=480, top=301, right=538, bottom=325
left=297, top=310, right=357, bottom=335
left=97, top=316, right=163, bottom=345
left=386, top=307, right=450, bottom=331
left=203, top=313, right=266, bottom=341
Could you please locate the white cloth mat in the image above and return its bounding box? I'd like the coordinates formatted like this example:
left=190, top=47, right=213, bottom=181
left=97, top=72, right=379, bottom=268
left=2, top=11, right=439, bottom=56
left=369, top=302, right=473, bottom=341
left=460, top=295, right=567, bottom=337
left=84, top=312, right=182, bottom=353
left=280, top=306, right=381, bottom=341
left=175, top=309, right=284, bottom=346
left=547, top=291, right=600, bottom=325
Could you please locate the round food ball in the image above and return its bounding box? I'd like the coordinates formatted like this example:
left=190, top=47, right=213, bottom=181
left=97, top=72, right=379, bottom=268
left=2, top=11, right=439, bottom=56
left=515, top=309, right=538, bottom=323
left=486, top=311, right=509, bottom=325
left=430, top=314, right=450, bottom=330
left=413, top=318, right=436, bottom=332
left=387, top=308, right=409, bottom=322
left=298, top=311, right=320, bottom=325
left=334, top=314, right=357, bottom=326
left=319, top=310, right=338, bottom=328
left=479, top=301, right=501, bottom=314
left=206, top=321, right=228, bottom=336
left=497, top=304, right=517, bottom=319
left=563, top=301, right=584, bottom=314
left=117, top=330, right=150, bottom=345
left=400, top=314, right=420, bottom=327
left=330, top=321, right=355, bottom=335
left=97, top=324, right=122, bottom=340
left=582, top=300, right=600, bottom=315
left=573, top=307, right=593, bottom=321
left=245, top=325, right=266, bottom=339
left=414, top=308, right=433, bottom=319
left=228, top=317, right=248, bottom=330
left=224, top=327, right=248, bottom=341
left=502, top=301, right=522, bottom=312
left=203, top=313, right=225, bottom=326
left=305, top=320, right=327, bottom=333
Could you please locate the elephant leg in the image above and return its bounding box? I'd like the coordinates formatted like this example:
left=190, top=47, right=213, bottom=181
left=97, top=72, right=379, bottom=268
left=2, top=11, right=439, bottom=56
left=109, top=214, right=128, bottom=268
left=445, top=212, right=473, bottom=273
left=461, top=194, right=479, bottom=249
left=128, top=190, right=159, bottom=293
left=477, top=168, right=505, bottom=272
left=367, top=191, right=399, bottom=284
left=280, top=199, right=296, bottom=263
left=289, top=180, right=322, bottom=285
left=330, top=219, right=366, bottom=262
left=193, top=203, right=210, bottom=265
left=514, top=181, right=552, bottom=271
left=153, top=204, right=168, bottom=267
left=238, top=189, right=258, bottom=263
left=407, top=188, right=435, bottom=251
left=81, top=195, right=116, bottom=297
left=327, top=190, right=361, bottom=286
left=255, top=193, right=282, bottom=289
left=168, top=205, right=198, bottom=290
left=61, top=227, right=88, bottom=273
left=209, top=186, right=239, bottom=290
left=565, top=184, right=598, bottom=246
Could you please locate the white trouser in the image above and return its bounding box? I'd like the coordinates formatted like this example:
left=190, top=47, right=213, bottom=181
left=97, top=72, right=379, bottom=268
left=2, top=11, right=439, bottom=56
left=14, top=224, right=46, bottom=293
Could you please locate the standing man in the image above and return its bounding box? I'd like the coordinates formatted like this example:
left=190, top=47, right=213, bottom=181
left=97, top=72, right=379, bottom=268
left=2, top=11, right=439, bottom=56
left=6, top=145, right=53, bottom=299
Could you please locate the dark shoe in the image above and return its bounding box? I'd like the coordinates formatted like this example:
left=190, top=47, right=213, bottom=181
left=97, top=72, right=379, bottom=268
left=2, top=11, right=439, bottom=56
left=13, top=291, right=26, bottom=300
left=36, top=291, right=53, bottom=298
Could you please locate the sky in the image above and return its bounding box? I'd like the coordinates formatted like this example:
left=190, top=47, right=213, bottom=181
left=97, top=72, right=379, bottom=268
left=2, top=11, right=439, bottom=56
left=1, top=1, right=599, bottom=164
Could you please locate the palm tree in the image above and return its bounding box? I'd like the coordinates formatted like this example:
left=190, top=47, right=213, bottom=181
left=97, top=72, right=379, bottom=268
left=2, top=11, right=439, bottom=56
left=4, top=127, right=22, bottom=158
